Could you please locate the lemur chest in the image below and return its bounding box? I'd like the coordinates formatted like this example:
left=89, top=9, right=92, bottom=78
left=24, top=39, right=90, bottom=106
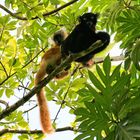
left=42, top=47, right=61, bottom=74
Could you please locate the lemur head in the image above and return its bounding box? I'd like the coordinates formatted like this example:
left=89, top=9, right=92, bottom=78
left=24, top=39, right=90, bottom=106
left=78, top=13, right=99, bottom=30
left=53, top=28, right=68, bottom=46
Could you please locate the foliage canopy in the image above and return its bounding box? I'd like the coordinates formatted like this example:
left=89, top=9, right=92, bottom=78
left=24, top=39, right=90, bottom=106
left=0, top=0, right=140, bottom=140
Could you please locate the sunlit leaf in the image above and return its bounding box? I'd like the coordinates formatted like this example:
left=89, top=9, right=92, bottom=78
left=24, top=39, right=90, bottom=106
left=88, top=70, right=105, bottom=91
left=103, top=55, right=111, bottom=77
left=131, top=39, right=140, bottom=70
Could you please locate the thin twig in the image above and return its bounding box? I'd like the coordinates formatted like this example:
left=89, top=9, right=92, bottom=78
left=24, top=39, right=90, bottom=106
left=0, top=121, right=15, bottom=124
left=0, top=61, right=8, bottom=77
left=0, top=100, right=9, bottom=107
left=53, top=76, right=73, bottom=123
left=71, top=64, right=81, bottom=76
left=23, top=105, right=38, bottom=114
left=40, top=0, right=79, bottom=19
left=0, top=0, right=79, bottom=20
left=53, top=64, right=81, bottom=123
left=18, top=85, right=31, bottom=91
left=0, top=26, right=5, bottom=41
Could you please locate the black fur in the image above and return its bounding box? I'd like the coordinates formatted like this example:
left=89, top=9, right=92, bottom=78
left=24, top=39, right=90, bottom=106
left=53, top=30, right=66, bottom=46
left=61, top=12, right=110, bottom=65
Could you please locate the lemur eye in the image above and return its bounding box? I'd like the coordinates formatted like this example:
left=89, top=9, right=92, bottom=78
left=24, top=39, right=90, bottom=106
left=83, top=17, right=87, bottom=21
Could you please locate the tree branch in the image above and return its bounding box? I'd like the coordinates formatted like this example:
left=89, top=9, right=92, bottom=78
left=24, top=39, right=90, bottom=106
left=23, top=105, right=37, bottom=114
left=0, top=40, right=102, bottom=120
left=40, top=0, right=79, bottom=19
left=0, top=0, right=79, bottom=20
left=0, top=61, right=8, bottom=77
left=53, top=64, right=81, bottom=122
left=94, top=55, right=124, bottom=64
left=0, top=126, right=74, bottom=136
left=0, top=46, right=46, bottom=86
left=0, top=100, right=9, bottom=107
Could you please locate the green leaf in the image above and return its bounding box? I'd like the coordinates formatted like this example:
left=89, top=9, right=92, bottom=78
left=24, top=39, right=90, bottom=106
left=112, top=74, right=130, bottom=94
left=74, top=107, right=90, bottom=116
left=18, top=134, right=29, bottom=140
left=86, top=84, right=111, bottom=110
left=0, top=15, right=10, bottom=25
left=5, top=89, right=14, bottom=98
left=0, top=89, right=4, bottom=97
left=103, top=55, right=111, bottom=76
left=84, top=102, right=95, bottom=114
left=96, top=65, right=106, bottom=85
left=79, top=119, right=92, bottom=131
left=18, top=121, right=28, bottom=128
left=6, top=21, right=17, bottom=30
left=43, top=0, right=49, bottom=7
left=45, top=89, right=54, bottom=100
left=72, top=0, right=87, bottom=12
left=50, top=0, right=60, bottom=5
left=110, top=64, right=121, bottom=82
left=88, top=70, right=105, bottom=91
left=86, top=84, right=99, bottom=95
left=71, top=78, right=86, bottom=90
left=124, top=56, right=131, bottom=71
left=131, top=39, right=140, bottom=70
left=5, top=0, right=11, bottom=8
left=77, top=88, right=91, bottom=97
left=74, top=130, right=95, bottom=140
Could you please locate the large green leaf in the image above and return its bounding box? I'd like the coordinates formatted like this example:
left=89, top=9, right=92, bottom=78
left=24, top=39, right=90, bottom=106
left=131, top=39, right=140, bottom=70
left=103, top=55, right=111, bottom=77
left=88, top=70, right=105, bottom=91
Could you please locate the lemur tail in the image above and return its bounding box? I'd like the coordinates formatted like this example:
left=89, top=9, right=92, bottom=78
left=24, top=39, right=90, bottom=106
left=35, top=63, right=54, bottom=134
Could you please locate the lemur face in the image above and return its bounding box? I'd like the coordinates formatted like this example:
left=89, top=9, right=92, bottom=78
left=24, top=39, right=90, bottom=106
left=79, top=13, right=99, bottom=30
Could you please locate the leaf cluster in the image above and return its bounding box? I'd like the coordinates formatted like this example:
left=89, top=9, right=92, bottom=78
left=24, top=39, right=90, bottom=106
left=99, top=0, right=140, bottom=71
left=74, top=56, right=140, bottom=140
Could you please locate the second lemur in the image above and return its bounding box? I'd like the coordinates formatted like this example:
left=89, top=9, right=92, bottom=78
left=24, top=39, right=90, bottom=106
left=35, top=29, right=68, bottom=134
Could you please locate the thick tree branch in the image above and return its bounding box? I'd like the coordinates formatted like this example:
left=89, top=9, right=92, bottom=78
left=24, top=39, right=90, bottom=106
left=0, top=0, right=79, bottom=20
left=0, top=126, right=74, bottom=136
left=0, top=40, right=102, bottom=120
left=94, top=55, right=124, bottom=64
left=79, top=56, right=124, bottom=69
